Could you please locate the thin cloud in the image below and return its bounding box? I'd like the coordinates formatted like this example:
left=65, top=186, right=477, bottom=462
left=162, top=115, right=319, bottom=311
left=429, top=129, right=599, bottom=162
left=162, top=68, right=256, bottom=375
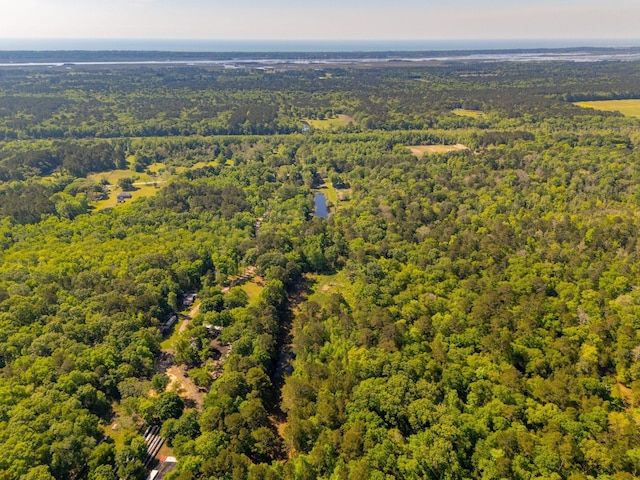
left=0, top=0, right=638, bottom=39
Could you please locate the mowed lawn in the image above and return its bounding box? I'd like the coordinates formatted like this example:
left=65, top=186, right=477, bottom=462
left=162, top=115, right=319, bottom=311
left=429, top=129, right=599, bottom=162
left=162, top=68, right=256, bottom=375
left=241, top=280, right=265, bottom=303
left=87, top=169, right=153, bottom=185
left=406, top=144, right=469, bottom=156
left=575, top=99, right=640, bottom=118
left=92, top=184, right=161, bottom=211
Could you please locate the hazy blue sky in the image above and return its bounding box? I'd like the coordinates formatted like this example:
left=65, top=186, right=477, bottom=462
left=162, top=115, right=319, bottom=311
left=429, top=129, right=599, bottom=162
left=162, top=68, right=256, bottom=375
left=0, top=0, right=638, bottom=40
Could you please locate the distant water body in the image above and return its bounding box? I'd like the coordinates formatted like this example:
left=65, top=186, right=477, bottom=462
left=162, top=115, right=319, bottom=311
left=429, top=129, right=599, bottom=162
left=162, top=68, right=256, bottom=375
left=1, top=38, right=640, bottom=52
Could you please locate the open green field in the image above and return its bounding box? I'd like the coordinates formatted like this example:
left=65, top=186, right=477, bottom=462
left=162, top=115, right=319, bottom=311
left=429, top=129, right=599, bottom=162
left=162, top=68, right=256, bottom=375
left=574, top=99, right=640, bottom=118
left=148, top=162, right=191, bottom=175
left=92, top=184, right=162, bottom=211
left=318, top=181, right=351, bottom=210
left=192, top=161, right=219, bottom=169
left=305, top=114, right=355, bottom=129
left=452, top=108, right=484, bottom=118
left=160, top=319, right=186, bottom=350
left=104, top=406, right=143, bottom=450
left=87, top=169, right=153, bottom=185
left=318, top=183, right=338, bottom=205
left=241, top=280, right=264, bottom=302
left=306, top=270, right=354, bottom=307
left=147, top=162, right=167, bottom=174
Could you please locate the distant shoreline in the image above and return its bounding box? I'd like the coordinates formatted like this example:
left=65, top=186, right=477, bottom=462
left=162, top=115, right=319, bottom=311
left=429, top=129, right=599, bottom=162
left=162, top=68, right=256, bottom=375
left=1, top=47, right=640, bottom=68
left=1, top=38, right=640, bottom=53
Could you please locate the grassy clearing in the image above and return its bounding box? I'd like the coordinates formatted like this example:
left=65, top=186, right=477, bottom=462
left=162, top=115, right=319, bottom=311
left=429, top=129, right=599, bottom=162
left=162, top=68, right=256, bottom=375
left=131, top=183, right=161, bottom=199
left=160, top=318, right=186, bottom=350
left=574, top=99, right=640, bottom=118
left=160, top=301, right=201, bottom=349
left=242, top=280, right=264, bottom=302
left=91, top=185, right=161, bottom=212
left=104, top=407, right=142, bottom=449
left=452, top=109, right=484, bottom=118
left=319, top=183, right=338, bottom=205
left=306, top=270, right=353, bottom=307
left=87, top=169, right=153, bottom=185
left=192, top=161, right=219, bottom=170
left=92, top=184, right=162, bottom=212
left=407, top=144, right=469, bottom=156
left=92, top=194, right=115, bottom=211
left=147, top=162, right=167, bottom=174
left=318, top=181, right=351, bottom=210
left=305, top=114, right=355, bottom=130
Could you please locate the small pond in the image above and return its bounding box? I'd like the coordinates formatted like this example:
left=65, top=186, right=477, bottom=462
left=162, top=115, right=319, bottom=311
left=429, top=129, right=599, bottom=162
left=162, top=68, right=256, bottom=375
left=314, top=193, right=328, bottom=218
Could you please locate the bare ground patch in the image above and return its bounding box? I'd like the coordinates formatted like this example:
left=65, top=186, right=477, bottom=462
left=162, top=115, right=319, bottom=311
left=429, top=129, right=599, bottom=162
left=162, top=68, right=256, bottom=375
left=166, top=364, right=205, bottom=410
left=407, top=144, right=469, bottom=156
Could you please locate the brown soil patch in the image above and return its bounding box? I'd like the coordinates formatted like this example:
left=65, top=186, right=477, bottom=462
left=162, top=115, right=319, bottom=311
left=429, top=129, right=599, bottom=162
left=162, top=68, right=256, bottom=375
left=615, top=380, right=633, bottom=408
left=321, top=282, right=342, bottom=292
left=166, top=365, right=205, bottom=410
left=178, top=303, right=200, bottom=333
left=338, top=114, right=355, bottom=124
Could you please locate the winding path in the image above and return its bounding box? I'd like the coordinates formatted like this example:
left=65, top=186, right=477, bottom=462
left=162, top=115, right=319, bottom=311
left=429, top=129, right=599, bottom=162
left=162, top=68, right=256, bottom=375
left=178, top=303, right=200, bottom=333
left=155, top=210, right=268, bottom=410
left=157, top=303, right=205, bottom=410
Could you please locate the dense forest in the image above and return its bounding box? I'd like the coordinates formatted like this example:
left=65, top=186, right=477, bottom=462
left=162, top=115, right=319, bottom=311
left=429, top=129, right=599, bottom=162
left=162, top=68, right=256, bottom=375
left=1, top=59, right=640, bottom=479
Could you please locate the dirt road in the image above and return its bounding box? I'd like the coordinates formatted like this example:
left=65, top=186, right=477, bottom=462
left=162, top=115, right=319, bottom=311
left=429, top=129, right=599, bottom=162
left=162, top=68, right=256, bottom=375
left=179, top=303, right=200, bottom=333
left=156, top=303, right=205, bottom=410
left=166, top=364, right=204, bottom=410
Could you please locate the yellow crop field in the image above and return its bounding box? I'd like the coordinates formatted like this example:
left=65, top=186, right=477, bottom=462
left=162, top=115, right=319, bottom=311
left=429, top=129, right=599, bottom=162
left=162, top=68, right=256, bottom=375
left=574, top=99, right=640, bottom=118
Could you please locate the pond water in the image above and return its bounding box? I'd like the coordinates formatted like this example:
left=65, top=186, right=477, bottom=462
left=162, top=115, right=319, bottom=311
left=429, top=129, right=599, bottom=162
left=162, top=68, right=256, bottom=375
left=314, top=193, right=328, bottom=218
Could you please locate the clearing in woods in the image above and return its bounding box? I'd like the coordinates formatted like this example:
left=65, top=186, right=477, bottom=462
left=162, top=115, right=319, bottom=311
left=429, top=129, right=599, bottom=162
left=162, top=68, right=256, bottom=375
left=406, top=144, right=469, bottom=156
left=157, top=301, right=206, bottom=409
left=574, top=99, right=640, bottom=118
left=452, top=108, right=484, bottom=118
left=87, top=169, right=153, bottom=185
left=92, top=183, right=162, bottom=211
left=305, top=114, right=355, bottom=129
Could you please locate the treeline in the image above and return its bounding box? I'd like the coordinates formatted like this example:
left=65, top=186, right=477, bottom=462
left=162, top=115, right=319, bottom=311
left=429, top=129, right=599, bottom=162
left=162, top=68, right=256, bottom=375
left=0, top=140, right=125, bottom=180
left=1, top=62, right=640, bottom=141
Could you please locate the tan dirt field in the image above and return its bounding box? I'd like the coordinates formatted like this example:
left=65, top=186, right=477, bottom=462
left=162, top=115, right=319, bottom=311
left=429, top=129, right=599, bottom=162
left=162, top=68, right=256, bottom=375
left=407, top=144, right=469, bottom=156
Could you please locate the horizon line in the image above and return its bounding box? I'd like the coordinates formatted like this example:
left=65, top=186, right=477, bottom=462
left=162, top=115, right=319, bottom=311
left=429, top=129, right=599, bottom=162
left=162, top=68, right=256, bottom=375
left=2, top=38, right=640, bottom=54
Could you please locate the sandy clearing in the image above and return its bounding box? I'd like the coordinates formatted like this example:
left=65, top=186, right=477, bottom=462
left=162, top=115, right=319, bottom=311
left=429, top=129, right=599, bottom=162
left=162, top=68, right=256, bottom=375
left=407, top=144, right=469, bottom=156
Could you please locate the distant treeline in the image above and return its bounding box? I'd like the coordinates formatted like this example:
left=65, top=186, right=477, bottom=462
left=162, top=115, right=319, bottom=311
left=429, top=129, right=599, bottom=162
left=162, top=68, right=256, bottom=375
left=0, top=61, right=639, bottom=143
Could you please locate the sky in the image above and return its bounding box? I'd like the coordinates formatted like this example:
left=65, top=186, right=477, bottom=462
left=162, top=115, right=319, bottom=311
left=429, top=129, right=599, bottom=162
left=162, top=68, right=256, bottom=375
left=0, top=0, right=638, bottom=41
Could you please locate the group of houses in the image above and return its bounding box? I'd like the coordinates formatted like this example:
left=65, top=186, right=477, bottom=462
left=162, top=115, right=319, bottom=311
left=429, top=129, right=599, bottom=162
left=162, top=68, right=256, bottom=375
left=157, top=294, right=197, bottom=337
